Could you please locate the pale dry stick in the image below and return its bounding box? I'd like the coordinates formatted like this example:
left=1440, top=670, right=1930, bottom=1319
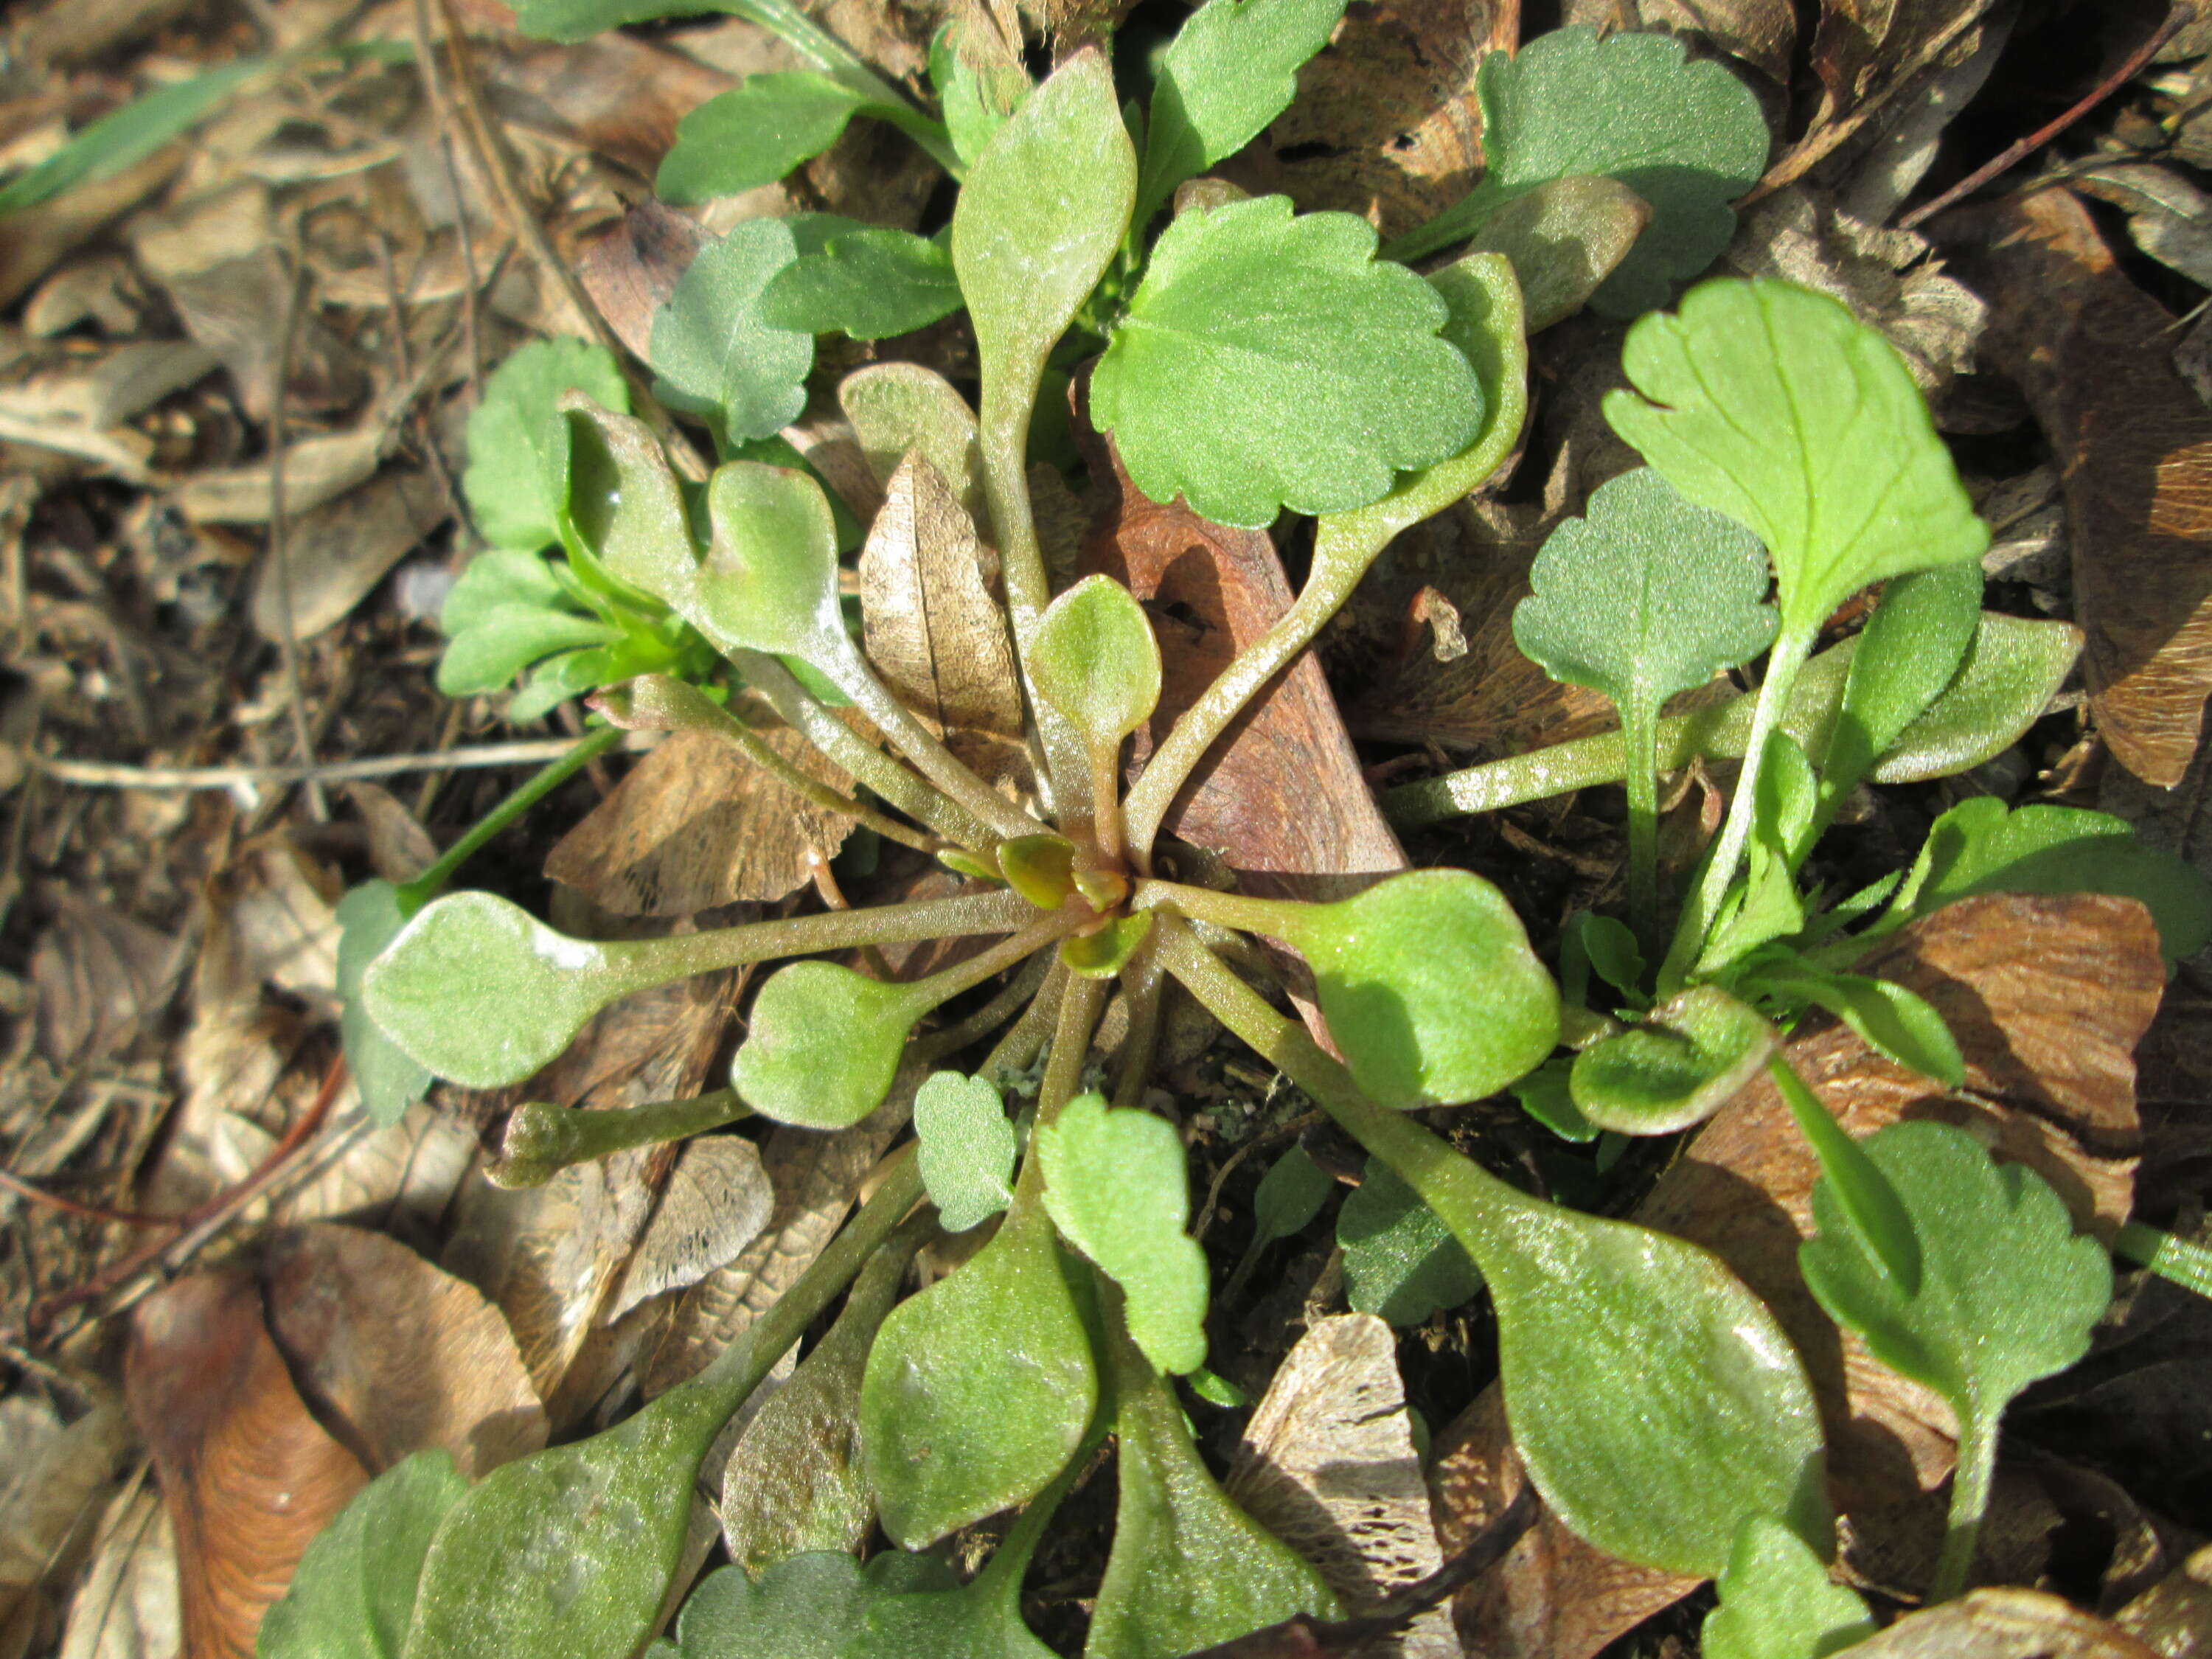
left=428, top=0, right=712, bottom=481
left=1739, top=0, right=2004, bottom=207
left=265, top=249, right=327, bottom=823
left=27, top=733, right=658, bottom=790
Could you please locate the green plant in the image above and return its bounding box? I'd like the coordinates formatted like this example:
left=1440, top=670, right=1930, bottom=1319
left=268, top=2, right=2212, bottom=1655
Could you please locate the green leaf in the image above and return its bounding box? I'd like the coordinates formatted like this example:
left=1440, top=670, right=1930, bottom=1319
left=1467, top=174, right=1652, bottom=333
left=1338, top=1157, right=1484, bottom=1326
left=1604, top=279, right=1991, bottom=639
left=1085, top=1330, right=1336, bottom=1658
left=1571, top=911, right=1646, bottom=1002
left=1386, top=26, right=1768, bottom=317
left=362, top=891, right=633, bottom=1087
left=732, top=963, right=919, bottom=1130
left=1251, top=1145, right=1332, bottom=1246
left=931, top=18, right=1029, bottom=167
left=1870, top=613, right=2079, bottom=786
left=650, top=219, right=814, bottom=448
left=1135, top=0, right=1348, bottom=230
left=757, top=228, right=964, bottom=340
left=838, top=363, right=984, bottom=521
left=335, top=883, right=433, bottom=1129
left=1060, top=911, right=1155, bottom=979
left=403, top=1384, right=743, bottom=1659
left=860, top=1196, right=1098, bottom=1548
left=1768, top=1057, right=1921, bottom=1300
left=1279, top=869, right=1560, bottom=1110
left=510, top=0, right=709, bottom=41
left=651, top=1554, right=956, bottom=1659
left=561, top=397, right=700, bottom=608
left=657, top=459, right=848, bottom=667
left=1700, top=731, right=1818, bottom=972
left=1818, top=564, right=1981, bottom=815
left=439, top=549, right=568, bottom=634
left=1027, top=575, right=1163, bottom=748
left=257, top=1450, right=466, bottom=1659
left=1775, top=971, right=1964, bottom=1088
left=1569, top=986, right=1778, bottom=1135
left=436, top=608, right=620, bottom=697
left=1883, top=798, right=2212, bottom=961
left=1038, top=1094, right=1208, bottom=1374
left=1702, top=1517, right=1876, bottom=1659
left=1512, top=1056, right=1598, bottom=1142
left=1798, top=1120, right=2110, bottom=1514
left=720, top=1231, right=918, bottom=1573
left=914, top=1071, right=1017, bottom=1232
left=657, top=74, right=868, bottom=204
left=463, top=338, right=628, bottom=552
left=1091, top=195, right=1484, bottom=527
left=954, top=47, right=1135, bottom=436
left=1514, top=467, right=1776, bottom=722
left=0, top=58, right=266, bottom=218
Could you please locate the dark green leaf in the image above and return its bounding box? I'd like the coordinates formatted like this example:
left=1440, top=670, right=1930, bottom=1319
left=464, top=338, right=627, bottom=552
left=335, top=883, right=432, bottom=1130
left=1512, top=1056, right=1597, bottom=1142
left=1091, top=195, right=1483, bottom=527
left=656, top=74, right=868, bottom=205
left=1605, top=279, right=1990, bottom=639
left=914, top=1071, right=1017, bottom=1232
left=650, top=219, right=814, bottom=448
left=1776, top=971, right=1964, bottom=1088
left=257, top=1450, right=466, bottom=1659
left=1883, top=798, right=2212, bottom=960
left=1087, top=1329, right=1336, bottom=1658
left=860, top=1195, right=1097, bottom=1548
left=1338, top=1158, right=1483, bottom=1326
left=1701, top=1517, right=1875, bottom=1659
left=1282, top=869, right=1559, bottom=1110
left=1799, top=1119, right=2110, bottom=1447
left=1135, top=0, right=1347, bottom=229
left=757, top=228, right=964, bottom=340
left=1768, top=1057, right=1921, bottom=1301
left=1514, top=467, right=1775, bottom=723
left=1038, top=1093, right=1208, bottom=1374
left=1387, top=26, right=1768, bottom=317
left=1251, top=1145, right=1332, bottom=1245
left=1569, top=986, right=1777, bottom=1135
left=1818, top=564, right=1980, bottom=815
left=650, top=1554, right=955, bottom=1659
left=0, top=59, right=265, bottom=218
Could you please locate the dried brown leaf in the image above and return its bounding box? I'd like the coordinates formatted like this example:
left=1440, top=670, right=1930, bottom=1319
left=248, top=470, right=446, bottom=641
left=1841, top=1589, right=2162, bottom=1658
left=1566, top=0, right=1796, bottom=83
left=175, top=428, right=388, bottom=524
left=608, top=1134, right=776, bottom=1320
left=56, top=1485, right=178, bottom=1659
left=544, top=727, right=856, bottom=916
left=1225, top=1314, right=1454, bottom=1659
left=1076, top=419, right=1403, bottom=889
left=481, top=34, right=731, bottom=179
left=125, top=1268, right=369, bottom=1659
left=259, top=1222, right=548, bottom=1478
left=1252, top=0, right=1498, bottom=238
left=2115, top=1543, right=2212, bottom=1655
left=29, top=895, right=175, bottom=1067
left=1973, top=187, right=2212, bottom=785
left=574, top=201, right=709, bottom=365
left=0, top=1397, right=131, bottom=1644
left=1809, top=0, right=1992, bottom=133
left=858, top=451, right=1025, bottom=771
left=0, top=152, right=179, bottom=310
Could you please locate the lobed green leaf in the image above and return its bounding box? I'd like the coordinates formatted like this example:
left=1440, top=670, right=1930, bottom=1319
left=914, top=1071, right=1018, bottom=1232
left=657, top=74, right=867, bottom=205
left=1700, top=1517, right=1875, bottom=1659
left=463, top=338, right=627, bottom=553
left=757, top=228, right=964, bottom=341
left=649, top=219, right=814, bottom=448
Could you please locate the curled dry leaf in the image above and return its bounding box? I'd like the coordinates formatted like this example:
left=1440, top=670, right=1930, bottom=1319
left=1076, top=415, right=1403, bottom=891
left=1428, top=894, right=2166, bottom=1653
left=1972, top=187, right=2212, bottom=786
left=576, top=201, right=712, bottom=365
left=1808, top=0, right=1996, bottom=134
left=858, top=451, right=1027, bottom=783
left=2115, top=1543, right=2212, bottom=1653
left=1839, top=1587, right=2162, bottom=1658
left=125, top=1268, right=370, bottom=1659
left=1225, top=1314, right=1455, bottom=1659
left=608, top=1134, right=776, bottom=1321
left=258, top=1222, right=548, bottom=1478
left=247, top=470, right=448, bottom=642
left=545, top=728, right=857, bottom=916
left=29, top=894, right=175, bottom=1067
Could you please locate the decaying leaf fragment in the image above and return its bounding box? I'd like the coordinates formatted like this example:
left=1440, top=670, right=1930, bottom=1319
left=858, top=451, right=1026, bottom=779
left=1225, top=1315, right=1455, bottom=1659
left=1837, top=1588, right=2163, bottom=1658
left=544, top=728, right=857, bottom=916
left=1974, top=187, right=2212, bottom=786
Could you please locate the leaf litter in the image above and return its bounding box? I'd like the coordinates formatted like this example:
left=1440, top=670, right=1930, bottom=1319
left=7, top=1, right=2212, bottom=1656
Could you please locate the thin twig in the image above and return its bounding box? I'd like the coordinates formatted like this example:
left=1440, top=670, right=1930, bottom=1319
left=1897, top=2, right=2194, bottom=229
left=27, top=733, right=658, bottom=790
left=265, top=247, right=327, bottom=822
left=1741, top=0, right=2003, bottom=206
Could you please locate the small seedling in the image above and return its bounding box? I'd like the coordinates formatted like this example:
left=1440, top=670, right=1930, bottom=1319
left=1701, top=1517, right=1876, bottom=1659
